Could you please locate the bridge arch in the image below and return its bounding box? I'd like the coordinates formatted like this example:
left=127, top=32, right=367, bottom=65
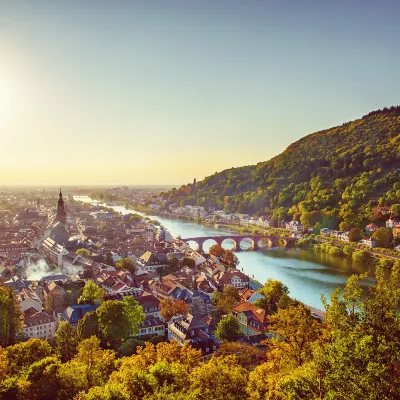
left=202, top=238, right=219, bottom=254
left=239, top=237, right=255, bottom=251
left=257, top=237, right=272, bottom=249
left=221, top=237, right=237, bottom=251
left=186, top=240, right=201, bottom=252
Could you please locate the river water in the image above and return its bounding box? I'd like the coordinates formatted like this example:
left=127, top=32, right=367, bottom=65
left=74, top=196, right=371, bottom=309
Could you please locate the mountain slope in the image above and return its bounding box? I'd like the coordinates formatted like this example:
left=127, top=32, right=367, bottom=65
left=162, top=106, right=400, bottom=227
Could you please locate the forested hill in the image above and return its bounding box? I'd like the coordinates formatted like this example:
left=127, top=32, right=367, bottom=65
left=161, top=106, right=400, bottom=228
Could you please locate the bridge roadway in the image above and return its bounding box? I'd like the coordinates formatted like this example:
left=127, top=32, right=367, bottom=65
left=181, top=234, right=297, bottom=252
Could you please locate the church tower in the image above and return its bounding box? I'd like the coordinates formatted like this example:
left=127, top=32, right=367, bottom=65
left=55, top=190, right=67, bottom=223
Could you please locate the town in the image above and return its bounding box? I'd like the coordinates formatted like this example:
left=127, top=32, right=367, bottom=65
left=0, top=187, right=291, bottom=359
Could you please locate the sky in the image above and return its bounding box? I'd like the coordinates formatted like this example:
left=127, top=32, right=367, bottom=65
left=0, top=0, right=399, bottom=186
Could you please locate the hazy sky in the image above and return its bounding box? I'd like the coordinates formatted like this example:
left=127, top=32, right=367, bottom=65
left=1, top=0, right=399, bottom=186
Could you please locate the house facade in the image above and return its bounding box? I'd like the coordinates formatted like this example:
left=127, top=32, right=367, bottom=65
left=216, top=269, right=250, bottom=289
left=137, top=314, right=165, bottom=337
left=285, top=220, right=304, bottom=232
left=168, top=313, right=219, bottom=355
left=232, top=302, right=268, bottom=337
left=23, top=308, right=57, bottom=339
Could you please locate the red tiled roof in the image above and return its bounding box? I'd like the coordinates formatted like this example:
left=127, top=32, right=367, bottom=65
left=233, top=302, right=266, bottom=325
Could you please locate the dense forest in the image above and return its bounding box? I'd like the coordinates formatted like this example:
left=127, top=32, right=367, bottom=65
left=0, top=267, right=399, bottom=399
left=162, top=106, right=400, bottom=228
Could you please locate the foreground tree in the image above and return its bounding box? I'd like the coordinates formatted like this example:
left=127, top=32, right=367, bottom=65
left=96, top=297, right=145, bottom=346
left=76, top=336, right=116, bottom=388
left=215, top=315, right=242, bottom=342
left=77, top=311, right=100, bottom=341
left=189, top=355, right=249, bottom=400
left=5, top=338, right=53, bottom=376
left=215, top=341, right=265, bottom=368
left=159, top=298, right=189, bottom=321
left=78, top=280, right=105, bottom=305
left=0, top=286, right=23, bottom=346
left=255, top=279, right=291, bottom=314
left=267, top=304, right=321, bottom=368
left=316, top=266, right=400, bottom=398
left=54, top=322, right=79, bottom=363
left=24, top=356, right=61, bottom=400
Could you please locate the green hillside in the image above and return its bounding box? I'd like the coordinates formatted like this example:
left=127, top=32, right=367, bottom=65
left=162, top=106, right=400, bottom=228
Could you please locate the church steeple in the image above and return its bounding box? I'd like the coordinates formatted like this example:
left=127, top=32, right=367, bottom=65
left=56, top=189, right=67, bottom=223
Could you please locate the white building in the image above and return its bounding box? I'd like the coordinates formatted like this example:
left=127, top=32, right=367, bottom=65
left=386, top=217, right=400, bottom=228
left=41, top=237, right=69, bottom=267
left=285, top=220, right=304, bottom=232
left=23, top=308, right=57, bottom=340
left=339, top=232, right=350, bottom=242
left=360, top=238, right=377, bottom=248
left=137, top=314, right=165, bottom=337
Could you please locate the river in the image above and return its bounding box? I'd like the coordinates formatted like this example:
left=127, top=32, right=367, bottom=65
left=74, top=196, right=372, bottom=309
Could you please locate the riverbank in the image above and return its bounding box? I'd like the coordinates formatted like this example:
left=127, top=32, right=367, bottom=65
left=74, top=195, right=374, bottom=310
left=84, top=195, right=400, bottom=269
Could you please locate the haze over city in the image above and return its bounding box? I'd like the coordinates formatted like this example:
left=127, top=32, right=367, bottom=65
left=1, top=0, right=399, bottom=185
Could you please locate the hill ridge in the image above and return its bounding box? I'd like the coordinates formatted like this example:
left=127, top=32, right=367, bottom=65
left=162, top=106, right=400, bottom=228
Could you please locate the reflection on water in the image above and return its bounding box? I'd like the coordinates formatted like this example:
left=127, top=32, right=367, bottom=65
left=74, top=196, right=372, bottom=309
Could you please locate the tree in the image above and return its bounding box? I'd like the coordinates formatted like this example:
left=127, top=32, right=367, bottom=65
left=222, top=249, right=239, bottom=267
left=168, top=255, right=179, bottom=269
left=267, top=305, right=321, bottom=368
left=222, top=286, right=241, bottom=302
left=213, top=286, right=240, bottom=314
left=215, top=315, right=242, bottom=341
left=78, top=280, right=105, bottom=305
left=339, top=221, right=351, bottom=232
left=5, top=338, right=53, bottom=376
left=116, top=257, right=136, bottom=275
left=96, top=297, right=145, bottom=346
left=76, top=336, right=116, bottom=388
left=343, top=245, right=354, bottom=257
left=0, top=346, right=8, bottom=382
left=0, top=286, right=23, bottom=346
left=159, top=298, right=189, bottom=321
left=181, top=257, right=196, bottom=269
left=209, top=244, right=223, bottom=258
left=215, top=342, right=265, bottom=368
left=24, top=356, right=61, bottom=400
left=189, top=355, right=249, bottom=400
left=352, top=249, right=371, bottom=263
left=391, top=203, right=400, bottom=218
left=317, top=266, right=400, bottom=398
left=348, top=227, right=362, bottom=242
left=54, top=321, right=79, bottom=363
left=77, top=311, right=100, bottom=341
left=255, top=279, right=290, bottom=314
left=76, top=248, right=91, bottom=258
left=372, top=227, right=394, bottom=248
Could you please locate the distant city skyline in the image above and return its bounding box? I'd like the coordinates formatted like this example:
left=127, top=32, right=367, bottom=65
left=1, top=0, right=399, bottom=185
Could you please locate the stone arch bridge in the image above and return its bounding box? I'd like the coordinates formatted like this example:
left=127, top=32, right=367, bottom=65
left=181, top=235, right=297, bottom=253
